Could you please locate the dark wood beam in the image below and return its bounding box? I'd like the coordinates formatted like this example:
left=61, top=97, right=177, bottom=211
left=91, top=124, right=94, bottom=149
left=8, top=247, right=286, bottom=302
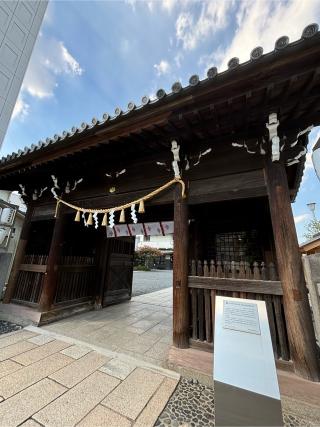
left=173, top=183, right=189, bottom=348
left=38, top=206, right=67, bottom=312
left=264, top=158, right=320, bottom=381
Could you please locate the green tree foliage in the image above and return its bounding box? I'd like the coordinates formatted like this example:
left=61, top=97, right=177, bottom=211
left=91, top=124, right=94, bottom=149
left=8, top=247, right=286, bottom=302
left=134, top=245, right=164, bottom=269
left=304, top=219, right=320, bottom=240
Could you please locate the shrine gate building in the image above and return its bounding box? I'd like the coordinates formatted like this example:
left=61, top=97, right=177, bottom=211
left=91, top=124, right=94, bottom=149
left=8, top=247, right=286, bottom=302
left=1, top=24, right=320, bottom=381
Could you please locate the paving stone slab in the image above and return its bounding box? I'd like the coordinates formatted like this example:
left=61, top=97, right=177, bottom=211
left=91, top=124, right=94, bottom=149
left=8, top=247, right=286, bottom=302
left=135, top=377, right=178, bottom=427
left=144, top=341, right=171, bottom=361
left=27, top=335, right=55, bottom=345
left=20, top=419, right=43, bottom=426
left=49, top=351, right=110, bottom=388
left=0, top=359, right=23, bottom=379
left=60, top=344, right=92, bottom=359
left=78, top=404, right=131, bottom=427
left=0, top=330, right=37, bottom=349
left=0, top=353, right=72, bottom=399
left=34, top=371, right=120, bottom=427
left=0, top=340, right=37, bottom=361
left=12, top=340, right=71, bottom=366
left=102, top=367, right=164, bottom=420
left=0, top=378, right=66, bottom=427
left=99, top=358, right=136, bottom=380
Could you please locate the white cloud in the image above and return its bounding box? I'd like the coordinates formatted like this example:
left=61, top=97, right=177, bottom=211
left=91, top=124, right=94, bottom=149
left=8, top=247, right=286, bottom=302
left=125, top=0, right=137, bottom=11
left=294, top=213, right=310, bottom=224
left=176, top=1, right=233, bottom=51
left=12, top=96, right=29, bottom=121
left=22, top=34, right=83, bottom=100
left=174, top=52, right=183, bottom=68
left=202, top=0, right=320, bottom=71
left=154, top=60, right=171, bottom=76
left=162, top=0, right=175, bottom=13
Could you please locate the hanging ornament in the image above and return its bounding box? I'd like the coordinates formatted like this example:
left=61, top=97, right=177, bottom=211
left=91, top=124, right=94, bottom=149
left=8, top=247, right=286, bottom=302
left=87, top=213, right=93, bottom=226
left=65, top=181, right=71, bottom=194
left=18, top=184, right=27, bottom=197
left=93, top=212, right=99, bottom=229
left=138, top=199, right=145, bottom=213
left=109, top=210, right=115, bottom=228
left=75, top=210, right=81, bottom=222
left=119, top=209, right=125, bottom=223
left=130, top=204, right=138, bottom=223
left=82, top=212, right=88, bottom=227
left=102, top=213, right=108, bottom=226
left=32, top=189, right=38, bottom=200
left=72, top=178, right=83, bottom=191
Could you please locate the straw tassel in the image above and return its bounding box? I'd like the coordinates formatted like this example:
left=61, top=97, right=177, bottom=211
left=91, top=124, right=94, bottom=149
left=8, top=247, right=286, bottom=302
left=119, top=209, right=125, bottom=223
left=74, top=210, right=81, bottom=222
left=102, top=213, right=108, bottom=226
left=138, top=199, right=145, bottom=213
left=87, top=212, right=93, bottom=225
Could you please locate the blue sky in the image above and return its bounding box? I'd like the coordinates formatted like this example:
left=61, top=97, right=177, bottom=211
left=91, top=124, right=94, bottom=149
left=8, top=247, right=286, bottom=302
left=1, top=0, right=320, bottom=242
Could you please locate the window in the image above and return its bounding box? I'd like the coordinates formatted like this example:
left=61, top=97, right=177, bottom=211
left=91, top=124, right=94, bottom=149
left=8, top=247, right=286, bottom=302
left=214, top=230, right=262, bottom=262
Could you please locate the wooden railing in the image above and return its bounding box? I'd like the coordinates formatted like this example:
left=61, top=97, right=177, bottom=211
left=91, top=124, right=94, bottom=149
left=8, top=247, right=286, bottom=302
left=54, top=256, right=95, bottom=304
left=188, top=259, right=291, bottom=362
left=12, top=254, right=48, bottom=304
left=190, top=259, right=279, bottom=280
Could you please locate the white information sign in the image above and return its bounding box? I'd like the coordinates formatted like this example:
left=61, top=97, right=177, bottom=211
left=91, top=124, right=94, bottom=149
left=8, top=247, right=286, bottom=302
left=214, top=296, right=283, bottom=426
left=223, top=300, right=261, bottom=335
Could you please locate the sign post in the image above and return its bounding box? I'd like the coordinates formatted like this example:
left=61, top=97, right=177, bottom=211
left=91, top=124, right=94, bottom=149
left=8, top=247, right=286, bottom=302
left=214, top=296, right=283, bottom=426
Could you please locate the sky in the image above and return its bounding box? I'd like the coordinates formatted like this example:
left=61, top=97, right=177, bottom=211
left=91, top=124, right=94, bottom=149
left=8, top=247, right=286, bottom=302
left=1, top=0, right=320, bottom=242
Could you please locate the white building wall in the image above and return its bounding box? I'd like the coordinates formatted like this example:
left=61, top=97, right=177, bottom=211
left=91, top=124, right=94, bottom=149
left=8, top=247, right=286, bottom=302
left=136, top=234, right=173, bottom=250
left=0, top=0, right=47, bottom=148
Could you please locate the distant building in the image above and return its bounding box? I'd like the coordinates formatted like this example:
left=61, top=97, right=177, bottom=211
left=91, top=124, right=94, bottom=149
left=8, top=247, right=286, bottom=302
left=0, top=0, right=47, bottom=148
left=0, top=190, right=25, bottom=295
left=300, top=233, right=320, bottom=255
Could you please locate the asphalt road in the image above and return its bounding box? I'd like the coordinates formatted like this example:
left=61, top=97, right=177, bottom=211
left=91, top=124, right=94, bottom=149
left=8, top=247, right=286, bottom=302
left=132, top=270, right=173, bottom=297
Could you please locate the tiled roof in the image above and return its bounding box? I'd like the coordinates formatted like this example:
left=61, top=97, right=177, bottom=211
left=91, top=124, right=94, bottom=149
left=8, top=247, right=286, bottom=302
left=0, top=23, right=319, bottom=167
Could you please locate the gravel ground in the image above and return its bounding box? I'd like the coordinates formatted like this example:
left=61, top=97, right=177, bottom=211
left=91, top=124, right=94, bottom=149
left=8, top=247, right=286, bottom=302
left=157, top=378, right=312, bottom=427
left=0, top=320, right=22, bottom=335
left=132, top=270, right=172, bottom=296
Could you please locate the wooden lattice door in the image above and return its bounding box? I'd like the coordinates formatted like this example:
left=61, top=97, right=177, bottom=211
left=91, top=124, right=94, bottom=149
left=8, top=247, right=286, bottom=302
left=102, top=237, right=135, bottom=306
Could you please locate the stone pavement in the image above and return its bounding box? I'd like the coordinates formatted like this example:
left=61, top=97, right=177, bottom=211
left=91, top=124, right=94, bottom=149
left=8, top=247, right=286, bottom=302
left=41, top=288, right=173, bottom=368
left=132, top=270, right=173, bottom=297
left=0, top=328, right=179, bottom=427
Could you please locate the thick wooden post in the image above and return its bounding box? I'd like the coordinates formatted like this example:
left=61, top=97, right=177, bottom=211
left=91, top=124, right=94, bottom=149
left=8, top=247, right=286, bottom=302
left=173, top=183, right=189, bottom=348
left=264, top=160, right=320, bottom=381
left=38, top=207, right=67, bottom=312
left=3, top=204, right=34, bottom=303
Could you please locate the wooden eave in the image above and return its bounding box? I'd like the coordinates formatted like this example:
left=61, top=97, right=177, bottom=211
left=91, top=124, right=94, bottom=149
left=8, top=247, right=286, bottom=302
left=0, top=29, right=320, bottom=199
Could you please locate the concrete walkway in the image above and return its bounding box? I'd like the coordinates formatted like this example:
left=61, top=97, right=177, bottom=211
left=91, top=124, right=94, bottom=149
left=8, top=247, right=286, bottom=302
left=41, top=288, right=173, bottom=368
left=0, top=328, right=179, bottom=427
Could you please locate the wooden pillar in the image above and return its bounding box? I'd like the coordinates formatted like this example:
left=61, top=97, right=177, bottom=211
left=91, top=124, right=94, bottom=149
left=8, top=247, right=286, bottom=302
left=264, top=159, right=320, bottom=381
left=38, top=206, right=67, bottom=312
left=3, top=204, right=34, bottom=303
left=173, top=183, right=189, bottom=348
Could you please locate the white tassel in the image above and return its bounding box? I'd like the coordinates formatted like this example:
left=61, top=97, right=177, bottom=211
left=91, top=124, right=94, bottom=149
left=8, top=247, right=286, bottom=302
left=130, top=204, right=138, bottom=223
left=93, top=212, right=99, bottom=229
left=109, top=210, right=115, bottom=228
